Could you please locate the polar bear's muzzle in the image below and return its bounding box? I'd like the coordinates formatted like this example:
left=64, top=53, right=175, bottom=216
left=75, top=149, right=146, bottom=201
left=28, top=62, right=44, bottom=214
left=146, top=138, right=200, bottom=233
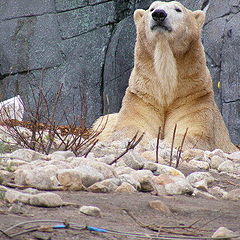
left=150, top=9, right=172, bottom=32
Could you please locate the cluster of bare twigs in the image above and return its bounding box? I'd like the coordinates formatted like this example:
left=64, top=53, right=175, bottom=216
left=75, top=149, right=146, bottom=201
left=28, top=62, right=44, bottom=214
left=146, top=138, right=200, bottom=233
left=155, top=124, right=188, bottom=169
left=110, top=132, right=145, bottom=165
left=0, top=83, right=103, bottom=156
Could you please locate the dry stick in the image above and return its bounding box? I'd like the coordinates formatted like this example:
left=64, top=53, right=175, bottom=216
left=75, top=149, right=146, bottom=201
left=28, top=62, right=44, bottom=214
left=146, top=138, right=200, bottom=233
left=156, top=126, right=161, bottom=163
left=170, top=124, right=177, bottom=167
left=110, top=132, right=144, bottom=165
left=123, top=209, right=203, bottom=236
left=84, top=139, right=98, bottom=158
left=176, top=128, right=188, bottom=169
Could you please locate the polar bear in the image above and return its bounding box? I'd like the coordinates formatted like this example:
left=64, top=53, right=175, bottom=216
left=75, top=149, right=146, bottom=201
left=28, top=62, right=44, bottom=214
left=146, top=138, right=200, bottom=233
left=93, top=1, right=237, bottom=153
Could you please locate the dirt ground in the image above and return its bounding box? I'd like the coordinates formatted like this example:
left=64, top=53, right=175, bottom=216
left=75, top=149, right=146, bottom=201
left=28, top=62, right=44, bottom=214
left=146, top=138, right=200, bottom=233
left=0, top=168, right=240, bottom=240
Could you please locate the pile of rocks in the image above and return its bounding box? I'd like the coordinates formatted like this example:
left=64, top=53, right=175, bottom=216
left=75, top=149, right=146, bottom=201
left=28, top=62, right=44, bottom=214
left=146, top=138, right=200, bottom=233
left=0, top=139, right=239, bottom=207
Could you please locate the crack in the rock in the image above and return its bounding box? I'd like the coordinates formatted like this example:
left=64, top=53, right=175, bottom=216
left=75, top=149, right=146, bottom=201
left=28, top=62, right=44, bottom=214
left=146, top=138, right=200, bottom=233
left=0, top=11, right=56, bottom=22
left=201, top=0, right=210, bottom=10
left=100, top=25, right=115, bottom=115
left=223, top=99, right=240, bottom=104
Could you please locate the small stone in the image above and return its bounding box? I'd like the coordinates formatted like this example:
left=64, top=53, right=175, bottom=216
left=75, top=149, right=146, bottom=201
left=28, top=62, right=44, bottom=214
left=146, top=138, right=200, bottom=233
left=74, top=166, right=104, bottom=187
left=5, top=190, right=31, bottom=204
left=193, top=180, right=208, bottom=191
left=218, top=160, right=235, bottom=173
left=57, top=169, right=84, bottom=190
left=70, top=159, right=116, bottom=179
left=79, top=206, right=101, bottom=217
left=193, top=189, right=217, bottom=199
left=182, top=149, right=204, bottom=162
left=22, top=188, right=39, bottom=194
left=188, top=160, right=210, bottom=169
left=227, top=152, right=240, bottom=162
left=122, top=150, right=144, bottom=170
left=223, top=189, right=240, bottom=201
left=119, top=174, right=140, bottom=190
left=152, top=174, right=175, bottom=185
left=88, top=178, right=121, bottom=193
left=208, top=149, right=226, bottom=159
left=210, top=155, right=225, bottom=169
left=115, top=166, right=134, bottom=175
left=155, top=164, right=185, bottom=177
left=164, top=179, right=194, bottom=195
left=115, top=182, right=137, bottom=192
left=15, top=165, right=59, bottom=190
left=149, top=200, right=171, bottom=214
left=88, top=182, right=110, bottom=193
left=29, top=192, right=64, bottom=207
left=212, top=226, right=236, bottom=239
left=96, top=155, right=115, bottom=165
left=143, top=162, right=158, bottom=171
left=186, top=172, right=214, bottom=187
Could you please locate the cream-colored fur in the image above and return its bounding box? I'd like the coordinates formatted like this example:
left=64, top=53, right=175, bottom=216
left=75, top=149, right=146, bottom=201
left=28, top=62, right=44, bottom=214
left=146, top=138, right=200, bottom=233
left=93, top=1, right=237, bottom=153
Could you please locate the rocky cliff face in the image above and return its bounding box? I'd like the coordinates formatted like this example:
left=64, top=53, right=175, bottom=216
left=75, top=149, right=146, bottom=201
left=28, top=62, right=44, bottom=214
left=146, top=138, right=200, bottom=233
left=0, top=0, right=239, bottom=144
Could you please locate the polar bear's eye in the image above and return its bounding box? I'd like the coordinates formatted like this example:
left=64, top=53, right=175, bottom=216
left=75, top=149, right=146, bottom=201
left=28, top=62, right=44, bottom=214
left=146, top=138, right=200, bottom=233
left=150, top=8, right=154, bottom=12
left=175, top=8, right=182, bottom=12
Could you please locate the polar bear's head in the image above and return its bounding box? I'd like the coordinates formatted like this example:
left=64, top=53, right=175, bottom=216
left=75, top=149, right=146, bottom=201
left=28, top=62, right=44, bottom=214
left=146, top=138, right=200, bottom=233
left=134, top=1, right=205, bottom=55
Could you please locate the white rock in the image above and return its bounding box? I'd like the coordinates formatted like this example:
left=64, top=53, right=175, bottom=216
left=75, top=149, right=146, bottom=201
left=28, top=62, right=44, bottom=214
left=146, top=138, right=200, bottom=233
left=88, top=178, right=121, bottom=193
left=192, top=180, right=208, bottom=191
left=115, top=166, right=134, bottom=175
left=74, top=166, right=104, bottom=187
left=122, top=150, right=144, bottom=170
left=227, top=151, right=240, bottom=162
left=96, top=155, right=115, bottom=165
left=218, top=160, right=235, bottom=173
left=212, top=227, right=236, bottom=239
left=223, top=189, right=240, bottom=201
left=143, top=162, right=158, bottom=171
left=186, top=172, right=214, bottom=187
left=188, top=160, right=210, bottom=170
left=193, top=189, right=217, bottom=199
left=7, top=149, right=47, bottom=162
left=70, top=158, right=116, bottom=179
left=208, top=149, right=226, bottom=159
left=88, top=182, right=111, bottom=193
left=15, top=165, right=59, bottom=190
left=49, top=151, right=75, bottom=160
left=155, top=164, right=185, bottom=177
left=5, top=190, right=31, bottom=204
left=115, top=182, right=137, bottom=192
left=182, top=149, right=205, bottom=161
left=119, top=174, right=140, bottom=190
left=130, top=170, right=154, bottom=182
left=57, top=169, right=84, bottom=190
left=79, top=206, right=101, bottom=217
left=210, top=155, right=225, bottom=169
left=29, top=192, right=64, bottom=207
left=164, top=178, right=194, bottom=195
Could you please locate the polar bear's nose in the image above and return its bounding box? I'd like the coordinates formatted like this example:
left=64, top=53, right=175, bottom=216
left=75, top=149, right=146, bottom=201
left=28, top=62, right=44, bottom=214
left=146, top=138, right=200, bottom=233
left=152, top=9, right=167, bottom=22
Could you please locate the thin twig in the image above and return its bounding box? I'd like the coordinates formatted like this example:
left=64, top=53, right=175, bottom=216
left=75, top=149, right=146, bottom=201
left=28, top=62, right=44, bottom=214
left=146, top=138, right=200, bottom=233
left=170, top=124, right=177, bottom=166
left=156, top=126, right=161, bottom=163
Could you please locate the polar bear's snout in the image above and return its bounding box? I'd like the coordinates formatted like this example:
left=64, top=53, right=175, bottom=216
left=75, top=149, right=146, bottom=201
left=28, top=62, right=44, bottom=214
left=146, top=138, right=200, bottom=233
left=152, top=9, right=167, bottom=22
left=150, top=8, right=172, bottom=32
left=152, top=9, right=167, bottom=23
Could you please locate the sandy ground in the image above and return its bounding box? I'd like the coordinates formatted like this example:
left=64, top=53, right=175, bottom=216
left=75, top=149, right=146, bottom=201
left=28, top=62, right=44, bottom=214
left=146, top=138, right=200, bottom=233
left=0, top=167, right=240, bottom=240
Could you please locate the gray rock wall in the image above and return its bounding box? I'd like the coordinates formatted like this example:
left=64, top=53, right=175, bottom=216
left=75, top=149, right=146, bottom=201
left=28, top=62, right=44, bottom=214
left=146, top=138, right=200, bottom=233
left=0, top=0, right=239, bottom=144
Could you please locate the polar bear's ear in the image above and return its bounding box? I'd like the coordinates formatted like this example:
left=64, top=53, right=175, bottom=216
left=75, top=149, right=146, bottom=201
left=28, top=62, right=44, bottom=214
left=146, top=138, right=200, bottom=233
left=134, top=9, right=145, bottom=23
left=193, top=10, right=205, bottom=28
